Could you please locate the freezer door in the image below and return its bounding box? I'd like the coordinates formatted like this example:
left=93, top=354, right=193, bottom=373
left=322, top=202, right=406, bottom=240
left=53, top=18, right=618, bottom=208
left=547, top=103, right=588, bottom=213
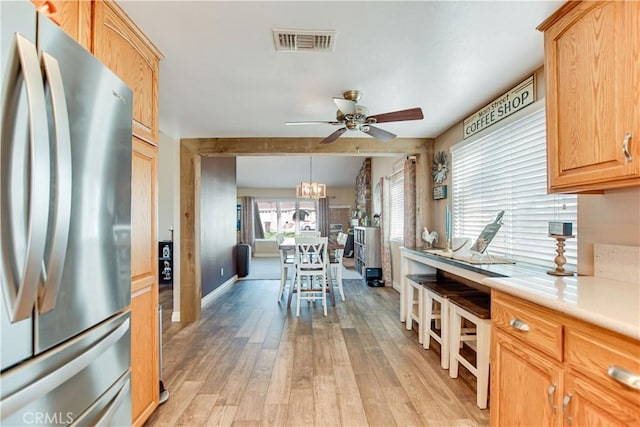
left=0, top=311, right=131, bottom=425
left=0, top=0, right=40, bottom=372
left=35, top=14, right=133, bottom=353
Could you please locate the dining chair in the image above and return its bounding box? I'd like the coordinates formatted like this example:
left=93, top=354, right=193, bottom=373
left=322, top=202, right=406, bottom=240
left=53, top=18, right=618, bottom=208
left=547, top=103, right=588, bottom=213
left=328, top=232, right=348, bottom=301
left=276, top=234, right=294, bottom=301
left=291, top=236, right=329, bottom=316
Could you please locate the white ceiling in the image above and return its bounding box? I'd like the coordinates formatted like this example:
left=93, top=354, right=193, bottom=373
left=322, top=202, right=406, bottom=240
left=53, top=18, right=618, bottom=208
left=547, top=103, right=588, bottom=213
left=119, top=0, right=563, bottom=188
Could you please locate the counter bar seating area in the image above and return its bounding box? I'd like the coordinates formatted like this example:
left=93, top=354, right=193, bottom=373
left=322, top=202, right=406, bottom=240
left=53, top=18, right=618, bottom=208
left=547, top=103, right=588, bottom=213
left=406, top=274, right=492, bottom=409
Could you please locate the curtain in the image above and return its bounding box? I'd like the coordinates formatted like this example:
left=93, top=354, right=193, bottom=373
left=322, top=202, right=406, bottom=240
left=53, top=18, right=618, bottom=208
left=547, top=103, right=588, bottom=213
left=380, top=177, right=392, bottom=286
left=240, top=196, right=256, bottom=251
left=318, top=197, right=330, bottom=237
left=403, top=158, right=417, bottom=248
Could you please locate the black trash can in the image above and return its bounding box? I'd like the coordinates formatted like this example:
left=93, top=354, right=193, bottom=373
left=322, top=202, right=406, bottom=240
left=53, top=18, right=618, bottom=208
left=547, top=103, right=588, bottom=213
left=236, top=243, right=251, bottom=277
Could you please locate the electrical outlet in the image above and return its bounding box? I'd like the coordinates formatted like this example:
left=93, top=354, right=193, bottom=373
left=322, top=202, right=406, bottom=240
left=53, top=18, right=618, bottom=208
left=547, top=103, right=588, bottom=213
left=220, top=267, right=224, bottom=276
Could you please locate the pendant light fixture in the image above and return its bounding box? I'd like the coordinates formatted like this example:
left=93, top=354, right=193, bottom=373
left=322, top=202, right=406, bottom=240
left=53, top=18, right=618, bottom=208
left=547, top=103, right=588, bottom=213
left=296, top=156, right=326, bottom=199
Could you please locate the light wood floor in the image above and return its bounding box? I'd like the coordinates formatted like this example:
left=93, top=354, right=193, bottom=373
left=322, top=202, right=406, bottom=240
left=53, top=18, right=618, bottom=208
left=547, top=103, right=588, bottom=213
left=148, top=278, right=490, bottom=426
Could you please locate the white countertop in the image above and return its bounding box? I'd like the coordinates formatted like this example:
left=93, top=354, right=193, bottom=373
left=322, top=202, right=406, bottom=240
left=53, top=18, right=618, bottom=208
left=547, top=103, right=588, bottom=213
left=483, top=275, right=640, bottom=340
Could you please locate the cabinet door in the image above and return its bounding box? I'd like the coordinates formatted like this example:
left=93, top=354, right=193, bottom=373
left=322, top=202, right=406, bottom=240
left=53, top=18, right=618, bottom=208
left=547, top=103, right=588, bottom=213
left=130, top=137, right=159, bottom=426
left=491, top=330, right=562, bottom=427
left=543, top=1, right=640, bottom=192
left=131, top=286, right=159, bottom=427
left=131, top=137, right=158, bottom=294
left=92, top=0, right=160, bottom=143
left=52, top=0, right=92, bottom=50
left=563, top=373, right=640, bottom=427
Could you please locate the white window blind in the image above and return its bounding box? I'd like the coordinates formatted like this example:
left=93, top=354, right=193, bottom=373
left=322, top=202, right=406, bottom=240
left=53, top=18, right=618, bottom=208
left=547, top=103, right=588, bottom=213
left=390, top=171, right=404, bottom=241
left=451, top=107, right=577, bottom=268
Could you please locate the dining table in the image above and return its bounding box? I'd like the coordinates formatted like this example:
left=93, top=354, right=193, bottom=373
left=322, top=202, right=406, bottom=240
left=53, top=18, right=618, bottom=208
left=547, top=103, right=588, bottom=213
left=279, top=237, right=344, bottom=308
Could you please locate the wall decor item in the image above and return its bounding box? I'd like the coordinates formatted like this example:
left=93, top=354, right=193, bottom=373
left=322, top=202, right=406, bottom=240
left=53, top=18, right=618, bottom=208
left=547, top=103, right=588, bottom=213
left=463, top=74, right=535, bottom=139
left=433, top=185, right=447, bottom=200
left=432, top=151, right=449, bottom=183
left=470, top=210, right=505, bottom=254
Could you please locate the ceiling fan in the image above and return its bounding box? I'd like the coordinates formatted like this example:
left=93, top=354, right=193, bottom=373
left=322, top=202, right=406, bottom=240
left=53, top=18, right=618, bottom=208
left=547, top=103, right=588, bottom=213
left=285, top=90, right=424, bottom=144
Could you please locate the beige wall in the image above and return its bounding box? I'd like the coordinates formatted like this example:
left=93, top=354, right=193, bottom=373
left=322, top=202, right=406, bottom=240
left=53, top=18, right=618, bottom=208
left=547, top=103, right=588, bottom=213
left=432, top=65, right=640, bottom=275
left=157, top=131, right=181, bottom=320
left=577, top=188, right=640, bottom=275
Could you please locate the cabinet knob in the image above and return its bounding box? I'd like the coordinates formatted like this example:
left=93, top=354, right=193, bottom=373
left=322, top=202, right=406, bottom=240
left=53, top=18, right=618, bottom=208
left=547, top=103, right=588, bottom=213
left=562, top=393, right=573, bottom=425
left=622, top=132, right=633, bottom=163
left=509, top=318, right=530, bottom=332
left=607, top=365, right=640, bottom=390
left=547, top=384, right=557, bottom=414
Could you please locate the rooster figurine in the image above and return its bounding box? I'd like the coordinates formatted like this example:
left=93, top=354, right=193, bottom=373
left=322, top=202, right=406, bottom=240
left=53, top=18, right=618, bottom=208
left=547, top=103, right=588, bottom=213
left=421, top=227, right=438, bottom=250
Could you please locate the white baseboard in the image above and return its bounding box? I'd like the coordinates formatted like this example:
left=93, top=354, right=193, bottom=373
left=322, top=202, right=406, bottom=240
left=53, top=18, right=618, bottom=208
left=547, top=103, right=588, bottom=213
left=392, top=280, right=401, bottom=292
left=201, top=275, right=238, bottom=308
left=171, top=311, right=180, bottom=322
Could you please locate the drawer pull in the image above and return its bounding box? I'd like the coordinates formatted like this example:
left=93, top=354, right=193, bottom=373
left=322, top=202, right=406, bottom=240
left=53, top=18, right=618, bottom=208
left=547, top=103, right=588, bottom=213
left=607, top=365, right=640, bottom=390
left=562, top=393, right=573, bottom=425
left=622, top=132, right=633, bottom=163
left=509, top=318, right=530, bottom=332
left=547, top=384, right=557, bottom=413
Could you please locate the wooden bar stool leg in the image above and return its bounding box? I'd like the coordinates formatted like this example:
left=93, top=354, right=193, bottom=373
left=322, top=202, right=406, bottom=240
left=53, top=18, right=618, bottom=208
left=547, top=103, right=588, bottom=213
left=417, top=287, right=423, bottom=345
left=476, top=320, right=491, bottom=409
left=423, top=293, right=433, bottom=350
left=405, top=284, right=414, bottom=331
left=440, top=299, right=450, bottom=370
left=449, top=308, right=462, bottom=379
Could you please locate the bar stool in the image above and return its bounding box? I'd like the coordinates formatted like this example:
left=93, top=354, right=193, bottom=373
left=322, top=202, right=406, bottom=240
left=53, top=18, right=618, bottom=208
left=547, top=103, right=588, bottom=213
left=448, top=293, right=491, bottom=409
left=405, top=274, right=437, bottom=344
left=421, top=280, right=479, bottom=369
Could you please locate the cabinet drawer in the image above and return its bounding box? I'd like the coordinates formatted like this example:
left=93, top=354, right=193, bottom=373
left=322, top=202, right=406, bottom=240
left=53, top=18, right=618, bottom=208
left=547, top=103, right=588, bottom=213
left=492, top=291, right=563, bottom=361
left=565, top=324, right=640, bottom=404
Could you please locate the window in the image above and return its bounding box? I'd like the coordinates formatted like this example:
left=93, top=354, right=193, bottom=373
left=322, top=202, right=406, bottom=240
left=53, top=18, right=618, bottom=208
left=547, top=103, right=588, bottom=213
left=389, top=170, right=404, bottom=241
left=451, top=106, right=577, bottom=268
left=255, top=199, right=317, bottom=239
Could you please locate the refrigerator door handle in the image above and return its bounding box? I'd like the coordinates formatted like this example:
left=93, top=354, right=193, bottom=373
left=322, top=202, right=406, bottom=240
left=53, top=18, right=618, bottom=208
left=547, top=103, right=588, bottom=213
left=0, top=33, right=50, bottom=323
left=38, top=52, right=72, bottom=314
left=0, top=317, right=129, bottom=419
left=92, top=377, right=130, bottom=427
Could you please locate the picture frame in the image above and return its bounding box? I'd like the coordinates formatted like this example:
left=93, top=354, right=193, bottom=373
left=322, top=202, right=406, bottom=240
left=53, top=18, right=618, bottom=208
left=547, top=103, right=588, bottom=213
left=432, top=185, right=447, bottom=200
left=470, top=210, right=505, bottom=254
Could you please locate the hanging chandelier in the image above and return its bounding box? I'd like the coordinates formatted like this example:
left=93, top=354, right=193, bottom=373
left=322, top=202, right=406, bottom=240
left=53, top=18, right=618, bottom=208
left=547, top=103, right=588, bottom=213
left=296, top=156, right=326, bottom=199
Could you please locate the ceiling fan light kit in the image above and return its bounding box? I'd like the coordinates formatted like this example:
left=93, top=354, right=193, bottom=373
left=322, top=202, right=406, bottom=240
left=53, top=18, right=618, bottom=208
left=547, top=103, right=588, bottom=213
left=286, top=90, right=425, bottom=144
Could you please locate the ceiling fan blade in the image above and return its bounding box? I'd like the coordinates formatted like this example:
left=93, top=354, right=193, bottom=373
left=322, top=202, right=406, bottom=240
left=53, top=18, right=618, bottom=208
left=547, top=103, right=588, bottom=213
left=363, top=125, right=396, bottom=142
left=333, top=98, right=356, bottom=115
left=367, top=107, right=424, bottom=123
left=285, top=121, right=341, bottom=125
left=320, top=127, right=347, bottom=144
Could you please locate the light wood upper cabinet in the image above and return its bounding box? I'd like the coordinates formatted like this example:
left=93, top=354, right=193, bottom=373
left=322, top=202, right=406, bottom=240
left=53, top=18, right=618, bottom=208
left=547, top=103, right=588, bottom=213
left=539, top=1, right=640, bottom=193
left=52, top=0, right=92, bottom=50
left=92, top=0, right=162, bottom=143
left=32, top=0, right=92, bottom=50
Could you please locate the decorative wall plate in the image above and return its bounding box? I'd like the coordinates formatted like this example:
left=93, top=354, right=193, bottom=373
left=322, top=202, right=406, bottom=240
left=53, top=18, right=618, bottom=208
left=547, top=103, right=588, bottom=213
left=432, top=151, right=449, bottom=184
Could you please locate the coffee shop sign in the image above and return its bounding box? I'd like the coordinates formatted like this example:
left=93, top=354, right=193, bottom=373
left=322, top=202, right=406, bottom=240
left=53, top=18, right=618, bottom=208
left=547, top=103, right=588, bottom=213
left=463, top=75, right=535, bottom=139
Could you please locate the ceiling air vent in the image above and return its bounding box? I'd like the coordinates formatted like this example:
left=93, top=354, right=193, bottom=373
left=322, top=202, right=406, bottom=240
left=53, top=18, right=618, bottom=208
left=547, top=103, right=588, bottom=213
left=272, top=29, right=336, bottom=52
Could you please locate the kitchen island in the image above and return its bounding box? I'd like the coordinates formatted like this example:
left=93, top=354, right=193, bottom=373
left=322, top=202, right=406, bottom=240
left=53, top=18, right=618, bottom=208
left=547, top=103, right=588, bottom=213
left=400, top=246, right=640, bottom=425
left=400, top=246, right=639, bottom=339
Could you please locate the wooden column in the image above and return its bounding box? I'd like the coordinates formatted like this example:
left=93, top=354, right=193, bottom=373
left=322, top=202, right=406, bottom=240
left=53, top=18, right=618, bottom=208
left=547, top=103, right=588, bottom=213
left=179, top=143, right=201, bottom=322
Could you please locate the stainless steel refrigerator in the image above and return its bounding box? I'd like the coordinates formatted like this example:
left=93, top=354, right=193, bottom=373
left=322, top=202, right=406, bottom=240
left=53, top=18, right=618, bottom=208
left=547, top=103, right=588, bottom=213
left=1, top=1, right=133, bottom=425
